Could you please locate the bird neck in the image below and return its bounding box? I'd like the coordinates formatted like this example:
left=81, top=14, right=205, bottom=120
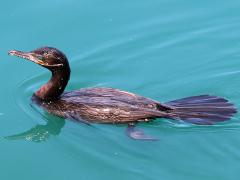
left=35, top=66, right=70, bottom=101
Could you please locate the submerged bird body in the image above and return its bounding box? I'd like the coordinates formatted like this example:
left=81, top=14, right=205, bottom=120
left=9, top=47, right=237, bottom=139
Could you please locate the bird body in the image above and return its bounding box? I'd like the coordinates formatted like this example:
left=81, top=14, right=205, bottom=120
left=32, top=87, right=171, bottom=124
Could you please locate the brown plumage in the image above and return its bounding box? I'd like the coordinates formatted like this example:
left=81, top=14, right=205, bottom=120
left=8, top=47, right=237, bottom=140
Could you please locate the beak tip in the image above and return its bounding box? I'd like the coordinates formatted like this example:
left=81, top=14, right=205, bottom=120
left=8, top=50, right=16, bottom=56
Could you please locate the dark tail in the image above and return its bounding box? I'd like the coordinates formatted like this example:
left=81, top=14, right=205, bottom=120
left=164, top=95, right=237, bottom=125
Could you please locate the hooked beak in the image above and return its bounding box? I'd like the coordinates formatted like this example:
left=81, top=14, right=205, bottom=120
left=8, top=50, right=47, bottom=66
left=8, top=50, right=63, bottom=67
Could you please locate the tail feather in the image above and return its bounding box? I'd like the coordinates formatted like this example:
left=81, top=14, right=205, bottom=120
left=164, top=95, right=237, bottom=125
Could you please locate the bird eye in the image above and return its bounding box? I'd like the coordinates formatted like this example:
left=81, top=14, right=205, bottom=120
left=36, top=54, right=44, bottom=60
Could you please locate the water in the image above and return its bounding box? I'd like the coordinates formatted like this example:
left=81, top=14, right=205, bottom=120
left=1, top=0, right=240, bottom=179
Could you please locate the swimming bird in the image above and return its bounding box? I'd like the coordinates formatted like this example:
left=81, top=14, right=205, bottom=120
left=8, top=47, right=237, bottom=140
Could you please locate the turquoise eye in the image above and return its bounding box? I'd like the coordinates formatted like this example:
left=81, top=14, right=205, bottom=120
left=36, top=54, right=44, bottom=60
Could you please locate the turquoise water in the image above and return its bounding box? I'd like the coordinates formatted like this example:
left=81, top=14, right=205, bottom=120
left=1, top=0, right=240, bottom=179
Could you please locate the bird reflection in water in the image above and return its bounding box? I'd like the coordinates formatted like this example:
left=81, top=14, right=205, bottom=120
left=5, top=110, right=65, bottom=143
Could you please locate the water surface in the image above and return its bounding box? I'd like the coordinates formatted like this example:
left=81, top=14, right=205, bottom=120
left=1, top=0, right=240, bottom=180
